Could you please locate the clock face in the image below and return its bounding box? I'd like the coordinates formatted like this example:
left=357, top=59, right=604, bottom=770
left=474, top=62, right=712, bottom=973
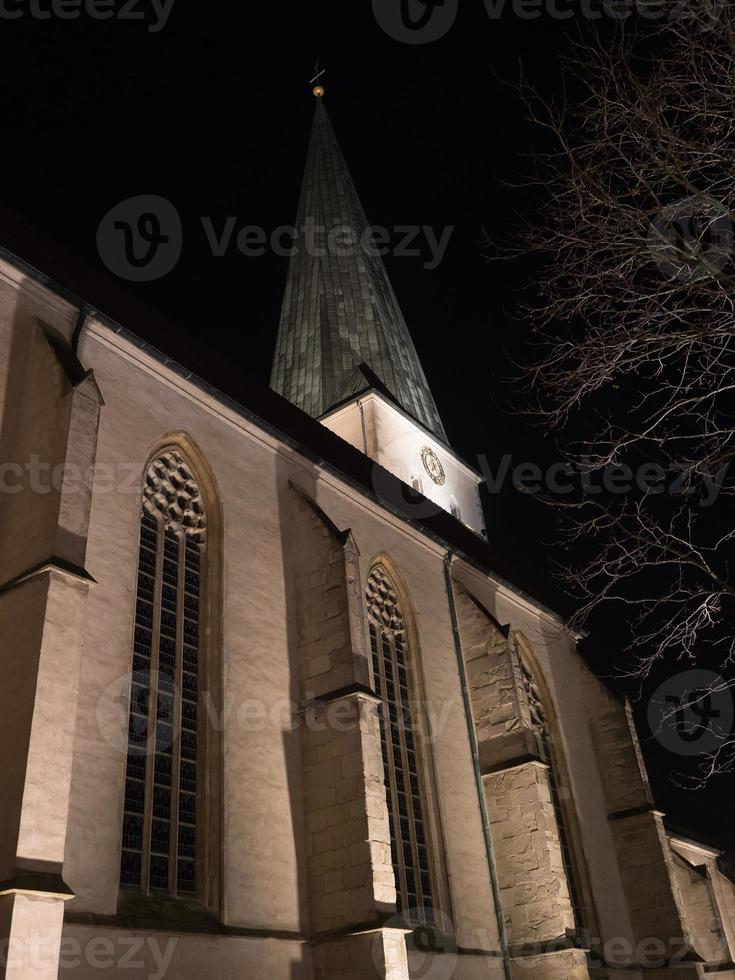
left=421, top=447, right=446, bottom=486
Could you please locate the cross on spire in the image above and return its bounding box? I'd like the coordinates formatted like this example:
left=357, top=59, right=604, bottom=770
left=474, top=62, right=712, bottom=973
left=309, top=60, right=326, bottom=97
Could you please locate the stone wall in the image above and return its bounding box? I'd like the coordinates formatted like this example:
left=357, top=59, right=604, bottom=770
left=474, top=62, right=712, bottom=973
left=586, top=682, right=700, bottom=975
left=607, top=811, right=690, bottom=956
left=455, top=591, right=537, bottom=773
left=58, top=924, right=310, bottom=978
left=588, top=690, right=653, bottom=817
left=670, top=852, right=727, bottom=964
left=290, top=489, right=399, bottom=977
left=312, top=928, right=410, bottom=980
left=669, top=838, right=735, bottom=969
left=0, top=284, right=100, bottom=980
left=5, top=256, right=723, bottom=979
left=510, top=947, right=590, bottom=980
left=485, top=763, right=575, bottom=945
left=301, top=693, right=395, bottom=932
left=453, top=587, right=583, bottom=978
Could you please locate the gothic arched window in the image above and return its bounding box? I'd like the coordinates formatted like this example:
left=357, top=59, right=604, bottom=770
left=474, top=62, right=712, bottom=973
left=120, top=451, right=207, bottom=897
left=520, top=655, right=587, bottom=929
left=366, top=565, right=435, bottom=925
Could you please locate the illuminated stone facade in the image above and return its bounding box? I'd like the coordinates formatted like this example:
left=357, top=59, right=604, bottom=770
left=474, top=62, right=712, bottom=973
left=0, top=98, right=733, bottom=980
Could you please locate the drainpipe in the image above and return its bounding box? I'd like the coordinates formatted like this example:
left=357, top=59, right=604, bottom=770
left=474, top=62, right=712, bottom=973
left=71, top=304, right=93, bottom=356
left=443, top=550, right=513, bottom=980
left=357, top=399, right=369, bottom=456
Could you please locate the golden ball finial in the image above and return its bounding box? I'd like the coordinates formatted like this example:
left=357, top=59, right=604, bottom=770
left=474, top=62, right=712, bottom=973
left=313, top=84, right=325, bottom=98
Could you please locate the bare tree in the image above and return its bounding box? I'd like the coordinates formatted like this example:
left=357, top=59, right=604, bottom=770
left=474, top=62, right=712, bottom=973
left=514, top=4, right=735, bottom=784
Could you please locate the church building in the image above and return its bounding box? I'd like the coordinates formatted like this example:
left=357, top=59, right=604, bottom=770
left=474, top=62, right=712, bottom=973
left=1, top=89, right=734, bottom=980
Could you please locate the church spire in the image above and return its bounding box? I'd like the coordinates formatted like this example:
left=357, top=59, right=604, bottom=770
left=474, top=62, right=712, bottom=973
left=270, top=92, right=448, bottom=442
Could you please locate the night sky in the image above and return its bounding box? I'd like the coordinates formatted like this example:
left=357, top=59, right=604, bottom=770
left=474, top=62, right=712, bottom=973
left=1, top=2, right=731, bottom=852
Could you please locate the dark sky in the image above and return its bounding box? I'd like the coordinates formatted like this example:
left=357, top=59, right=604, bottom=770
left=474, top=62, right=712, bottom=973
left=1, top=2, right=731, bottom=851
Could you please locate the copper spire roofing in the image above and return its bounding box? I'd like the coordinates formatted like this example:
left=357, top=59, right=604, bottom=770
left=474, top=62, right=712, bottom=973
left=270, top=97, right=447, bottom=442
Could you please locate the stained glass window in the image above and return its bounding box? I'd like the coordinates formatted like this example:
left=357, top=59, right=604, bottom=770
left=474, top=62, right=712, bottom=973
left=120, top=451, right=207, bottom=897
left=366, top=565, right=435, bottom=926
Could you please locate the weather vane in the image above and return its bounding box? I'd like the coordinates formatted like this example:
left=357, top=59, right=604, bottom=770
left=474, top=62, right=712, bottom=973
left=310, top=60, right=326, bottom=98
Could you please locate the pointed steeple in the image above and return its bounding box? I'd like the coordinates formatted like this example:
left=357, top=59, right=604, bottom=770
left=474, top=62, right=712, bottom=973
left=270, top=94, right=448, bottom=443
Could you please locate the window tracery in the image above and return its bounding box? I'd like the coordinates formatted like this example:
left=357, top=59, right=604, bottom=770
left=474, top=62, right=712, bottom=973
left=120, top=451, right=206, bottom=897
left=366, top=565, right=435, bottom=925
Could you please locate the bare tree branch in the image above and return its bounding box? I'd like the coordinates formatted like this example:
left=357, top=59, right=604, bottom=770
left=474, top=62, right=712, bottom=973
left=511, top=6, right=735, bottom=784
